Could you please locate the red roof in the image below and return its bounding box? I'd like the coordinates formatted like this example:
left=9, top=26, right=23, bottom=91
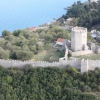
left=26, top=27, right=36, bottom=30
left=57, top=38, right=63, bottom=42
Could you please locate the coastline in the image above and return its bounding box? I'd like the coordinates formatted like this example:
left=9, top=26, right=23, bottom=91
left=0, top=0, right=87, bottom=35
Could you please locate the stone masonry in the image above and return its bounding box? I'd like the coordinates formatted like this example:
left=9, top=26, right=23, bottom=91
left=0, top=59, right=100, bottom=73
left=71, top=27, right=88, bottom=51
left=1, top=26, right=100, bottom=73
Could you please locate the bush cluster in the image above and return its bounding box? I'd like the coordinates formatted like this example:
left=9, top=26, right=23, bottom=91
left=0, top=65, right=99, bottom=100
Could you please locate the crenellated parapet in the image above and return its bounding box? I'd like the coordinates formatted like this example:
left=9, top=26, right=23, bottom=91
left=72, top=26, right=87, bottom=33
left=0, top=59, right=100, bottom=73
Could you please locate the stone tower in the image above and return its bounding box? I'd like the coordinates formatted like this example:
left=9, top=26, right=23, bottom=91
left=71, top=26, right=88, bottom=51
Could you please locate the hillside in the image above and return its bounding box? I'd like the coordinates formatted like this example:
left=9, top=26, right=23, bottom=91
left=0, top=25, right=99, bottom=61
left=62, top=1, right=100, bottom=30
left=0, top=65, right=99, bottom=100
left=0, top=26, right=70, bottom=61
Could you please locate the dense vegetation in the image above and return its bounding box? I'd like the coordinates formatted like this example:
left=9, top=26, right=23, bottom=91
left=0, top=26, right=70, bottom=60
left=62, top=1, right=100, bottom=30
left=0, top=65, right=99, bottom=100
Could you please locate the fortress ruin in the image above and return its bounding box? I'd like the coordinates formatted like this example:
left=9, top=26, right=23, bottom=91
left=59, top=26, right=100, bottom=57
left=0, top=26, right=100, bottom=73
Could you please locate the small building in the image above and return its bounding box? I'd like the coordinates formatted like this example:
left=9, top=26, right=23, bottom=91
left=56, top=38, right=63, bottom=45
left=26, top=27, right=36, bottom=32
left=53, top=38, right=64, bottom=48
left=67, top=18, right=73, bottom=22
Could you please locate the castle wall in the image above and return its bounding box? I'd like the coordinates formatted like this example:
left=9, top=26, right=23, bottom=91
left=63, top=60, right=81, bottom=69
left=0, top=59, right=100, bottom=73
left=95, top=46, right=100, bottom=53
left=69, top=49, right=93, bottom=56
left=0, top=59, right=81, bottom=69
left=81, top=59, right=88, bottom=73
left=81, top=59, right=100, bottom=73
left=87, top=41, right=100, bottom=53
left=87, top=41, right=96, bottom=52
left=88, top=60, right=100, bottom=70
left=96, top=31, right=100, bottom=42
left=0, top=59, right=32, bottom=68
left=66, top=39, right=71, bottom=47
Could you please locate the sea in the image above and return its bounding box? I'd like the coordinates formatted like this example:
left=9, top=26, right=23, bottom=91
left=0, top=0, right=87, bottom=35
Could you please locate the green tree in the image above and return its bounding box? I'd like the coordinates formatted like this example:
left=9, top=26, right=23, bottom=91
left=2, top=30, right=11, bottom=37
left=0, top=48, right=9, bottom=59
left=16, top=50, right=34, bottom=60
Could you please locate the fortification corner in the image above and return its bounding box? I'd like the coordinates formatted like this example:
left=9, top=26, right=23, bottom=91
left=81, top=59, right=89, bottom=73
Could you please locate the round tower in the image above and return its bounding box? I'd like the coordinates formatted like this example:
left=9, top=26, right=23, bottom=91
left=71, top=26, right=88, bottom=51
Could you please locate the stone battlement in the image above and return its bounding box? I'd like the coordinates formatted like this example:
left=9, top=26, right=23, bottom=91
left=0, top=59, right=100, bottom=73
left=72, top=26, right=87, bottom=33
